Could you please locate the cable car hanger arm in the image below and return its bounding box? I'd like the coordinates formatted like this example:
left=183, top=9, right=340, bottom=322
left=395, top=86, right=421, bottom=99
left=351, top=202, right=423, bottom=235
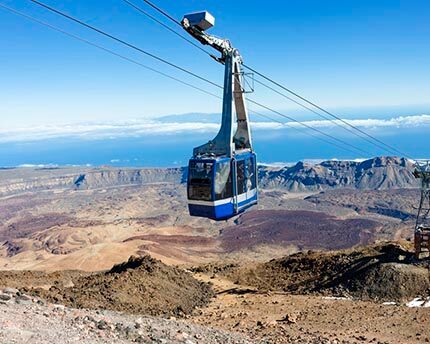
left=181, top=15, right=238, bottom=64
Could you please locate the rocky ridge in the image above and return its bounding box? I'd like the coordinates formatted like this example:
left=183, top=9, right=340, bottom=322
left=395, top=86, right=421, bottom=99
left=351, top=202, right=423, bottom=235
left=225, top=243, right=430, bottom=302
left=259, top=156, right=418, bottom=191
left=0, top=167, right=185, bottom=196
left=0, top=157, right=418, bottom=197
left=31, top=256, right=214, bottom=317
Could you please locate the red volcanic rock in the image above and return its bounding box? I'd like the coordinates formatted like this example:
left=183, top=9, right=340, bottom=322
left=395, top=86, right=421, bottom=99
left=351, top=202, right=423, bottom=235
left=220, top=210, right=380, bottom=252
left=123, top=234, right=217, bottom=246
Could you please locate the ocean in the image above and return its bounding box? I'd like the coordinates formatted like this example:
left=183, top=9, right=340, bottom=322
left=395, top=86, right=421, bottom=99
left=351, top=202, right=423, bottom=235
left=0, top=122, right=427, bottom=167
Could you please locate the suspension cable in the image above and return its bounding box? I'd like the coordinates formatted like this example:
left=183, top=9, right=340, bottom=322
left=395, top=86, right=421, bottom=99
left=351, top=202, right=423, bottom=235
left=247, top=99, right=371, bottom=156
left=121, top=0, right=212, bottom=57
left=115, top=0, right=374, bottom=156
left=243, top=64, right=412, bottom=158
left=30, top=0, right=223, bottom=90
left=248, top=110, right=364, bottom=156
left=2, top=2, right=374, bottom=156
left=130, top=0, right=410, bottom=158
left=0, top=3, right=221, bottom=101
left=140, top=0, right=182, bottom=27
left=253, top=78, right=395, bottom=155
left=1, top=3, right=364, bottom=156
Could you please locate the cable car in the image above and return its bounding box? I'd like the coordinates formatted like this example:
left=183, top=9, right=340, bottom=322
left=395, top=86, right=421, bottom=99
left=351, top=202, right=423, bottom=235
left=188, top=152, right=258, bottom=220
left=182, top=11, right=258, bottom=220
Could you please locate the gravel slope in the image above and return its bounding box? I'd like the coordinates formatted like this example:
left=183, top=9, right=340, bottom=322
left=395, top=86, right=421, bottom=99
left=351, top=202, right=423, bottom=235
left=0, top=289, right=253, bottom=344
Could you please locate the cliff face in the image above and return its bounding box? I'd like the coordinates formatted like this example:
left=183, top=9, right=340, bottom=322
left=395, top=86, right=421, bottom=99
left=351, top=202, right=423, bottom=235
left=0, top=171, right=76, bottom=196
left=258, top=157, right=419, bottom=191
left=0, top=167, right=186, bottom=196
left=0, top=157, right=419, bottom=196
left=72, top=168, right=186, bottom=189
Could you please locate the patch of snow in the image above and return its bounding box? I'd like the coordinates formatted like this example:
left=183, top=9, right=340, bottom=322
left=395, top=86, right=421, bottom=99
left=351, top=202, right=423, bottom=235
left=321, top=296, right=350, bottom=301
left=406, top=297, right=430, bottom=308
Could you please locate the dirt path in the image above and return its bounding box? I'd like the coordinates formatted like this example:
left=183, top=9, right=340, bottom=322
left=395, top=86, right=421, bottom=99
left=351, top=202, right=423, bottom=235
left=191, top=273, right=430, bottom=344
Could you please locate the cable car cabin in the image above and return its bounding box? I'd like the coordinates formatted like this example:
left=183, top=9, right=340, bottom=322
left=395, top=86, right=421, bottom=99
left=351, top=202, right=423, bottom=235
left=182, top=11, right=257, bottom=220
left=187, top=152, right=258, bottom=220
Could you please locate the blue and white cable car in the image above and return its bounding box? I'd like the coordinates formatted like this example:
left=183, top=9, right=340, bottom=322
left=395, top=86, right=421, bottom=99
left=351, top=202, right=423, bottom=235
left=182, top=12, right=258, bottom=220
left=188, top=152, right=258, bottom=220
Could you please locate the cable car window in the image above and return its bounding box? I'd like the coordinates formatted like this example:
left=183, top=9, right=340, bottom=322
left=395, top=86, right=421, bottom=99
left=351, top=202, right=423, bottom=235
left=188, top=161, right=213, bottom=201
left=246, top=157, right=256, bottom=190
left=237, top=160, right=246, bottom=194
left=215, top=161, right=233, bottom=200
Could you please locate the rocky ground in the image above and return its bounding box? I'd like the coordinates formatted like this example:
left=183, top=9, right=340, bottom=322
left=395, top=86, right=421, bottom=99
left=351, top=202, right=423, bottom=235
left=2, top=272, right=429, bottom=344
left=0, top=243, right=429, bottom=343
left=0, top=288, right=252, bottom=344
left=191, top=274, right=430, bottom=344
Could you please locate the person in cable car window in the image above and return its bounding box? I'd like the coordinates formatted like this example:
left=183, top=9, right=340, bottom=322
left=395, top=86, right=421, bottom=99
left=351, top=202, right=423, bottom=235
left=244, top=164, right=251, bottom=192
left=246, top=158, right=254, bottom=192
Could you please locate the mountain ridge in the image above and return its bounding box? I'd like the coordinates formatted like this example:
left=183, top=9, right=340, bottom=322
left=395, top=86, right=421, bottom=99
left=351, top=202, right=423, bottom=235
left=258, top=156, right=418, bottom=191
left=0, top=156, right=419, bottom=196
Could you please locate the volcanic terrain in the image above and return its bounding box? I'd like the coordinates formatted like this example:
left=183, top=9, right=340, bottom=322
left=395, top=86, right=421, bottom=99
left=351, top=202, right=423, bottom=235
left=0, top=156, right=428, bottom=343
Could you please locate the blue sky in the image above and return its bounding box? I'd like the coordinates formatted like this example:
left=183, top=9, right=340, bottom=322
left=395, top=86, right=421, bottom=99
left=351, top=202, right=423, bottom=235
left=1, top=0, right=430, bottom=128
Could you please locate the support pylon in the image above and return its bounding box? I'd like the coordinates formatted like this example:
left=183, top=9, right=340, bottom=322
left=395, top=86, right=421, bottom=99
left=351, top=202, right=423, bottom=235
left=414, top=160, right=430, bottom=259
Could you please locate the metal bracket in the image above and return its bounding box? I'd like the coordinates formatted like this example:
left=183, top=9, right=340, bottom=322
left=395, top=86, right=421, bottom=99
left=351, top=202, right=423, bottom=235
left=234, top=72, right=255, bottom=94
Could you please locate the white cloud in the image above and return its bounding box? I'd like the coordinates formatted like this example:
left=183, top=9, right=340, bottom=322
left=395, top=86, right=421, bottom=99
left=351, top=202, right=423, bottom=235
left=0, top=115, right=428, bottom=143
left=0, top=121, right=220, bottom=143
left=18, top=164, right=59, bottom=168
left=287, top=115, right=430, bottom=129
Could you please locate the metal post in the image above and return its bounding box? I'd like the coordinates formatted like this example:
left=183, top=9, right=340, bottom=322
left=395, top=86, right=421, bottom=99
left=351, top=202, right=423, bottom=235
left=414, top=160, right=430, bottom=259
left=192, top=52, right=235, bottom=158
